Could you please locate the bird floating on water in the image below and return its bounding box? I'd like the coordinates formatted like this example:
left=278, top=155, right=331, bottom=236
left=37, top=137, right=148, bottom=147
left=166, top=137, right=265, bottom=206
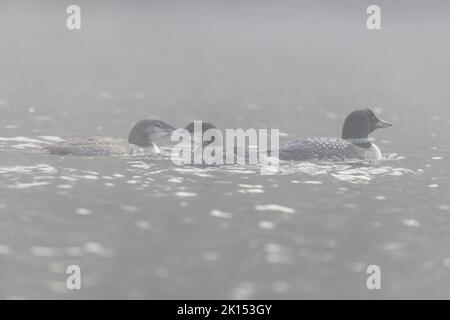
left=44, top=119, right=175, bottom=156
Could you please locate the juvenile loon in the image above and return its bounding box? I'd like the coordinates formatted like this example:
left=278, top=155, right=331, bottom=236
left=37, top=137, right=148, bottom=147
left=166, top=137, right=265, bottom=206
left=278, top=109, right=393, bottom=161
left=44, top=119, right=175, bottom=156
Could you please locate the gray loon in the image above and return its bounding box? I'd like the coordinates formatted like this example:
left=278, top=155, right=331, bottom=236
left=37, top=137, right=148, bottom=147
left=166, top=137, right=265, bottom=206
left=278, top=109, right=393, bottom=161
left=44, top=119, right=175, bottom=156
left=182, top=121, right=257, bottom=163
left=171, top=121, right=225, bottom=164
left=183, top=121, right=218, bottom=149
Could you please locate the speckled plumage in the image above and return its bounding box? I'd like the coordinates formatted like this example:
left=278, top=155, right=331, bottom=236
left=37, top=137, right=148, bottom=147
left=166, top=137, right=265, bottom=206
left=44, top=119, right=174, bottom=156
left=44, top=137, right=157, bottom=156
left=279, top=137, right=365, bottom=161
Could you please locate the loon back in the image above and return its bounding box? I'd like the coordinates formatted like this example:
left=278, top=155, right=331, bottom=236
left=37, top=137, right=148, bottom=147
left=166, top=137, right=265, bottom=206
left=278, top=137, right=369, bottom=161
left=44, top=137, right=158, bottom=156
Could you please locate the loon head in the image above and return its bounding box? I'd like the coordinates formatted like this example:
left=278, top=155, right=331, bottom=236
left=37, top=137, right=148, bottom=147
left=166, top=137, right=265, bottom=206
left=128, top=119, right=175, bottom=147
left=184, top=121, right=218, bottom=146
left=184, top=121, right=218, bottom=133
left=341, top=109, right=392, bottom=143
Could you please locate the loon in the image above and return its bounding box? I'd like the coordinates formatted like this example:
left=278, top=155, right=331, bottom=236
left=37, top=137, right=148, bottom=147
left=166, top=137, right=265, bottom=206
left=183, top=121, right=218, bottom=149
left=182, top=121, right=258, bottom=164
left=278, top=109, right=393, bottom=161
left=44, top=119, right=175, bottom=156
left=171, top=121, right=226, bottom=165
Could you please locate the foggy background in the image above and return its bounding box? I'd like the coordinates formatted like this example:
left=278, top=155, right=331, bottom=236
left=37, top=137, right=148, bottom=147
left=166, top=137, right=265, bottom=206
left=1, top=0, right=449, bottom=141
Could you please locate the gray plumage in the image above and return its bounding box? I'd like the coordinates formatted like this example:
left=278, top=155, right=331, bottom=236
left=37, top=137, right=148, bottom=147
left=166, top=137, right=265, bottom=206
left=44, top=119, right=175, bottom=156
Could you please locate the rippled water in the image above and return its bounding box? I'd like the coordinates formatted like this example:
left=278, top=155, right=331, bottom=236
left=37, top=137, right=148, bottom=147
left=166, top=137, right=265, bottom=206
left=1, top=1, right=450, bottom=299
left=1, top=131, right=449, bottom=299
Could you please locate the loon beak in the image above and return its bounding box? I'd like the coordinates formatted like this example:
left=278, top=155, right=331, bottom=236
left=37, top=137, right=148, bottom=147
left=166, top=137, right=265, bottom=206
left=375, top=118, right=393, bottom=129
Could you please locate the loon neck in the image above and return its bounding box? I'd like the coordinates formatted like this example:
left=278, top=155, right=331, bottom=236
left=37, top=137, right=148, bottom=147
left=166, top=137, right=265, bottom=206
left=345, top=137, right=373, bottom=148
left=128, top=129, right=154, bottom=147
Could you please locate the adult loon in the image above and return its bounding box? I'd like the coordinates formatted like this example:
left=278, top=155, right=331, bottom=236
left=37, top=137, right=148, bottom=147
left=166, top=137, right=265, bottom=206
left=44, top=119, right=175, bottom=156
left=278, top=109, right=393, bottom=161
